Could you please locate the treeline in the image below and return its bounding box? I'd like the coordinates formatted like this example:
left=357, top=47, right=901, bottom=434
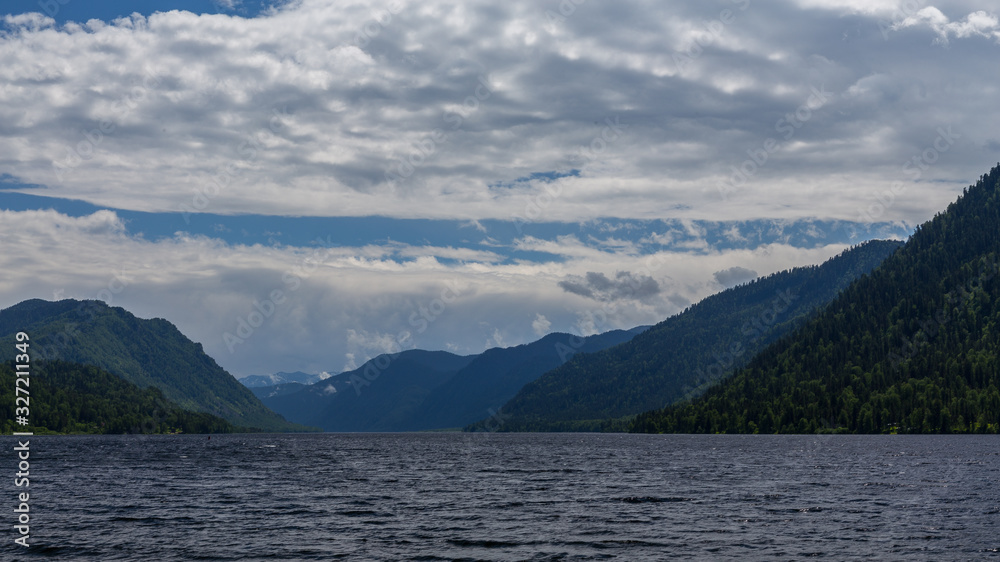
left=631, top=164, right=1000, bottom=434
left=0, top=361, right=242, bottom=434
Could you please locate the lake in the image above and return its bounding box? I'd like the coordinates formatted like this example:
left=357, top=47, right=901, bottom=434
left=1, top=433, right=998, bottom=560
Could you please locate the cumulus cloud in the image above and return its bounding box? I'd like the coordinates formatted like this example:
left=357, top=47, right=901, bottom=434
left=897, top=8, right=1000, bottom=44
left=713, top=266, right=758, bottom=288
left=0, top=0, right=996, bottom=225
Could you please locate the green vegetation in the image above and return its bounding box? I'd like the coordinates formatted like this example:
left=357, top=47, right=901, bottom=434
left=474, top=239, right=903, bottom=432
left=0, top=300, right=313, bottom=432
left=0, top=361, right=241, bottom=434
left=631, top=164, right=1000, bottom=434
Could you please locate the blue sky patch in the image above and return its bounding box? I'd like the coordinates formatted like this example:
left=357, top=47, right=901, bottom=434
left=2, top=0, right=288, bottom=24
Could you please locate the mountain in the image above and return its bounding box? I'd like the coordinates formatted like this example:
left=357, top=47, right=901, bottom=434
left=250, top=382, right=307, bottom=400
left=0, top=299, right=311, bottom=432
left=476, top=239, right=904, bottom=431
left=407, top=328, right=644, bottom=431
left=261, top=327, right=647, bottom=431
left=262, top=350, right=475, bottom=432
left=239, top=371, right=331, bottom=388
left=632, top=163, right=1000, bottom=434
left=0, top=361, right=239, bottom=434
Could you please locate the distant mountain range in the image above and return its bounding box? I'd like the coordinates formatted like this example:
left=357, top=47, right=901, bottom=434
left=0, top=299, right=311, bottom=432
left=239, top=371, right=331, bottom=388
left=470, top=239, right=904, bottom=431
left=259, top=327, right=648, bottom=431
left=632, top=163, right=1000, bottom=434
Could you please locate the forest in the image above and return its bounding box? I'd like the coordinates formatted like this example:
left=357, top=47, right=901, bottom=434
left=631, top=164, right=1000, bottom=434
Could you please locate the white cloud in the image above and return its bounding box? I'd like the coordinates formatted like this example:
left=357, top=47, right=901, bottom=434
left=0, top=0, right=995, bottom=226
left=0, top=209, right=863, bottom=376
left=487, top=327, right=506, bottom=349
left=898, top=8, right=1000, bottom=43
left=531, top=313, right=551, bottom=336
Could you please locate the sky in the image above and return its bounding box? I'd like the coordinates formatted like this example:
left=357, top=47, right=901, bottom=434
left=0, top=0, right=997, bottom=378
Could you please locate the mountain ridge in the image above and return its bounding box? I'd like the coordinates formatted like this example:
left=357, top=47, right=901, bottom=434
left=261, top=327, right=647, bottom=431
left=632, top=163, right=1000, bottom=434
left=0, top=299, right=311, bottom=432
left=474, top=239, right=905, bottom=431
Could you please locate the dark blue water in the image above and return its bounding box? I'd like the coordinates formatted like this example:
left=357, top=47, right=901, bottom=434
left=1, top=433, right=998, bottom=560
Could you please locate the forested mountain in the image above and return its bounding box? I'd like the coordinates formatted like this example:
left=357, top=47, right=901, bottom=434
left=405, top=328, right=644, bottom=430
left=0, top=361, right=239, bottom=434
left=262, top=350, right=475, bottom=432
left=476, top=239, right=904, bottom=432
left=632, top=163, right=1000, bottom=434
left=261, top=328, right=645, bottom=431
left=0, top=299, right=310, bottom=432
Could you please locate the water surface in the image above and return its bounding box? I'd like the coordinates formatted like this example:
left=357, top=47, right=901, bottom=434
left=2, top=433, right=997, bottom=560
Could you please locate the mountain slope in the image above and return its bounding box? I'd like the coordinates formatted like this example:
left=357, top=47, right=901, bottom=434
left=262, top=327, right=647, bottom=432
left=401, top=328, right=644, bottom=430
left=0, top=361, right=240, bottom=434
left=632, top=163, right=1000, bottom=434
left=261, top=350, right=475, bottom=431
left=481, top=239, right=904, bottom=431
left=0, top=299, right=309, bottom=431
left=250, top=382, right=307, bottom=400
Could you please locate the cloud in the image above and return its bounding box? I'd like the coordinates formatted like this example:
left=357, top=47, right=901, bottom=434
left=487, top=327, right=506, bottom=349
left=558, top=270, right=661, bottom=303
left=897, top=8, right=1000, bottom=44
left=713, top=266, right=758, bottom=288
left=0, top=208, right=866, bottom=376
left=531, top=313, right=551, bottom=336
left=214, top=0, right=243, bottom=10
left=0, top=0, right=995, bottom=226
left=11, top=0, right=988, bottom=378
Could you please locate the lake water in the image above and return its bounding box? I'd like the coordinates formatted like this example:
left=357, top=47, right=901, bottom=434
left=1, top=433, right=998, bottom=560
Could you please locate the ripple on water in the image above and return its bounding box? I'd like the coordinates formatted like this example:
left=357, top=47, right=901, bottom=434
left=1, top=433, right=998, bottom=561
